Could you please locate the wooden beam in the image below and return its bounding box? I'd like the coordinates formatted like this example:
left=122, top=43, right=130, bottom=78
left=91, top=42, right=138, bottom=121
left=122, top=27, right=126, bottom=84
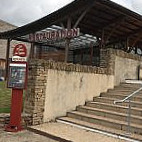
left=95, top=1, right=142, bottom=24
left=73, top=6, right=91, bottom=28
left=104, top=18, right=125, bottom=43
left=29, top=42, right=35, bottom=59
left=100, top=29, right=105, bottom=48
left=5, top=39, right=11, bottom=81
left=90, top=42, right=93, bottom=65
left=95, top=16, right=126, bottom=32
left=127, top=28, right=142, bottom=38
left=104, top=16, right=126, bottom=29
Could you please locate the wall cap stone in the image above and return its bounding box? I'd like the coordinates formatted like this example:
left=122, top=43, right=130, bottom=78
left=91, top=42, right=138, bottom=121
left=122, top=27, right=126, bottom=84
left=29, top=59, right=108, bottom=74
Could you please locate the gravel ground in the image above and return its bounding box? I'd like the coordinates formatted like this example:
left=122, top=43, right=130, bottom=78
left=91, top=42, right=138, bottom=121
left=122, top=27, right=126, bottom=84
left=0, top=126, right=128, bottom=142
left=0, top=128, right=57, bottom=142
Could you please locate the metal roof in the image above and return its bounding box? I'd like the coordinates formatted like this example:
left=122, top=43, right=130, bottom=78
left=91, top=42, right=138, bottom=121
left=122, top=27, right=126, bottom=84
left=1, top=0, right=142, bottom=48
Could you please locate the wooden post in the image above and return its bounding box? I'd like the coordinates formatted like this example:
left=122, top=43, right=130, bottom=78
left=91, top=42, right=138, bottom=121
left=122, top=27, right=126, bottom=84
left=100, top=29, right=105, bottom=48
left=90, top=42, right=93, bottom=65
left=65, top=17, right=71, bottom=63
left=81, top=48, right=83, bottom=65
left=5, top=39, right=11, bottom=81
left=65, top=39, right=70, bottom=63
left=38, top=45, right=43, bottom=59
left=126, top=37, right=129, bottom=51
left=29, top=42, right=35, bottom=59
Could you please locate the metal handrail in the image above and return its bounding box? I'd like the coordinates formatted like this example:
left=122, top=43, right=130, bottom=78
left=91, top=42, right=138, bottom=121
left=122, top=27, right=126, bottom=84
left=114, top=86, right=142, bottom=104
left=114, top=85, right=142, bottom=135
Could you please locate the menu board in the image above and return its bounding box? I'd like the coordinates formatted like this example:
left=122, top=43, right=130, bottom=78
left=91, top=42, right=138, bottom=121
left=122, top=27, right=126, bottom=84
left=8, top=63, right=27, bottom=89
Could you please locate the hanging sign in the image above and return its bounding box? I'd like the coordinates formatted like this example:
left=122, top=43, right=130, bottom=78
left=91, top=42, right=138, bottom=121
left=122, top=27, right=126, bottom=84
left=29, top=28, right=80, bottom=42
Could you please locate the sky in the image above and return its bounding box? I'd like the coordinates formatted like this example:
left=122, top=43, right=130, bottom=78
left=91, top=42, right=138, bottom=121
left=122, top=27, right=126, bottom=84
left=0, top=0, right=142, bottom=27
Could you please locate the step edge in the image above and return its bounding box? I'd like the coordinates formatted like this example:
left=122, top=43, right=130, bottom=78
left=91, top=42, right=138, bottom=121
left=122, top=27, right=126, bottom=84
left=57, top=118, right=141, bottom=142
left=77, top=106, right=142, bottom=119
left=67, top=111, right=142, bottom=128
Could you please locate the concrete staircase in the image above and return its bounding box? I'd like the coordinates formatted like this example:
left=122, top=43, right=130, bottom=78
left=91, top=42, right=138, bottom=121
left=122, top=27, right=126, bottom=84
left=57, top=83, right=142, bottom=141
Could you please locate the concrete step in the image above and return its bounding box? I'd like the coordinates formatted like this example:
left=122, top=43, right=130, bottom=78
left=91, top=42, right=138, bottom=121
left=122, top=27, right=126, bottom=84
left=93, top=97, right=142, bottom=108
left=57, top=117, right=142, bottom=141
left=107, top=89, right=142, bottom=93
left=100, top=93, right=142, bottom=102
left=119, top=83, right=142, bottom=87
left=101, top=91, right=142, bottom=96
left=114, top=85, right=142, bottom=89
left=112, top=87, right=141, bottom=91
left=76, top=105, right=142, bottom=125
left=86, top=101, right=142, bottom=117
left=67, top=111, right=142, bottom=134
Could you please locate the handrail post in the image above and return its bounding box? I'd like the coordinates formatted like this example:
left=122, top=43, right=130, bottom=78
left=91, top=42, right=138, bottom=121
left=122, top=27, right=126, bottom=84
left=126, top=99, right=131, bottom=135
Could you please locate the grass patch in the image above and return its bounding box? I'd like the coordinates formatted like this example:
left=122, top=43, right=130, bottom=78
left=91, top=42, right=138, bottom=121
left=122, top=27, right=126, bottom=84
left=0, top=81, right=11, bottom=113
left=0, top=81, right=26, bottom=113
left=0, top=108, right=10, bottom=113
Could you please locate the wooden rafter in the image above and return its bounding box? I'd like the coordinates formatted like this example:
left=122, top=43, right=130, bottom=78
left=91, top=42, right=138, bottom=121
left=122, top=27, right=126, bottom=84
left=93, top=16, right=126, bottom=39
left=104, top=16, right=126, bottom=29
left=95, top=1, right=142, bottom=23
left=73, top=5, right=92, bottom=28
left=128, top=28, right=142, bottom=38
left=104, top=17, right=126, bottom=43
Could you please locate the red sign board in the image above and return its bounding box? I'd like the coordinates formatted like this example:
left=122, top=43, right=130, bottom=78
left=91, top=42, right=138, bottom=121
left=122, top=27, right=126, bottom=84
left=13, top=44, right=27, bottom=57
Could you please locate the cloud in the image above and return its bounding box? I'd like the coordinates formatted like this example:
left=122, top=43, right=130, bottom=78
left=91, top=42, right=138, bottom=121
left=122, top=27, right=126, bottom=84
left=112, top=0, right=133, bottom=10
left=0, top=0, right=142, bottom=27
left=132, top=0, right=142, bottom=14
left=0, top=0, right=73, bottom=26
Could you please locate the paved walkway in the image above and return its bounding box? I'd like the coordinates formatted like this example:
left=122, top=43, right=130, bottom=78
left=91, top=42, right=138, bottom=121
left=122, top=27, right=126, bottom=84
left=29, top=122, right=128, bottom=142
left=0, top=128, right=57, bottom=142
left=0, top=124, right=128, bottom=142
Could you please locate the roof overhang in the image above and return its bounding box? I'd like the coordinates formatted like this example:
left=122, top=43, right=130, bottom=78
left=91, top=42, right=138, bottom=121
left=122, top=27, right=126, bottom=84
left=1, top=0, right=142, bottom=48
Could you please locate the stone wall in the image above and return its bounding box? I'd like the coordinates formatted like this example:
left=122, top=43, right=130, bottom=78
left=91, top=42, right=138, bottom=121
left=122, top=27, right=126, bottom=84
left=100, top=48, right=142, bottom=85
left=24, top=48, right=142, bottom=125
left=0, top=113, right=32, bottom=128
left=24, top=60, right=114, bottom=125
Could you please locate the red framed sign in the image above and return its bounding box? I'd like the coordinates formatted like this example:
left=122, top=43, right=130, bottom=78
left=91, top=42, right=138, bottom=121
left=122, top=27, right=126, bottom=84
left=7, top=62, right=27, bottom=89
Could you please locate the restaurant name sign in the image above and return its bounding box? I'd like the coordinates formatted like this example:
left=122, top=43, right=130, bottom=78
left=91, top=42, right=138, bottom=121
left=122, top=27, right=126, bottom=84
left=29, top=28, right=80, bottom=42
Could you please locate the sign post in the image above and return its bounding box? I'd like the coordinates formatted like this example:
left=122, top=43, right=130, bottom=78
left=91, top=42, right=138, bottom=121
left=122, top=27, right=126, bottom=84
left=5, top=44, right=27, bottom=132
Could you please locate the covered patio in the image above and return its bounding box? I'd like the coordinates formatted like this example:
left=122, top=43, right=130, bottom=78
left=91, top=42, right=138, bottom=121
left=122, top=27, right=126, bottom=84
left=1, top=0, right=142, bottom=78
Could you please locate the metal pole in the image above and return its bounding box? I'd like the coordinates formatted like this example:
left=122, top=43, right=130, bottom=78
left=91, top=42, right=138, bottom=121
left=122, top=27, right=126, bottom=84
left=5, top=38, right=11, bottom=81
left=126, top=99, right=131, bottom=135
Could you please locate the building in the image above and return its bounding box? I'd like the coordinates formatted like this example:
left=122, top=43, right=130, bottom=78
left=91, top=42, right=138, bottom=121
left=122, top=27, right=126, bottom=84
left=1, top=0, right=142, bottom=139
left=0, top=20, right=30, bottom=78
left=0, top=20, right=17, bottom=77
